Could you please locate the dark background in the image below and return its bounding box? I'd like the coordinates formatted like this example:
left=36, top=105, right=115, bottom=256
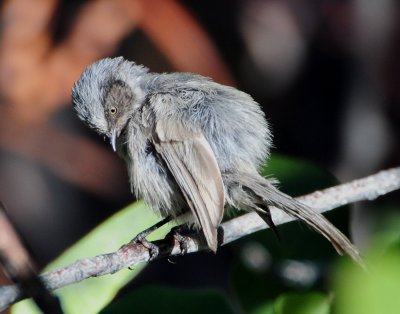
left=0, top=0, right=399, bottom=308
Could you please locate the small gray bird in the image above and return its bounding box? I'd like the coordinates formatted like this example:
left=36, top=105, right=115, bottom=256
left=72, top=57, right=362, bottom=264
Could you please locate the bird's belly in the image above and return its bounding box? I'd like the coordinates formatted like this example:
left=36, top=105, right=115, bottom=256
left=131, top=155, right=186, bottom=218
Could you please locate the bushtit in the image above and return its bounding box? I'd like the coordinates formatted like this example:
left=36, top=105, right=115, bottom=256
left=72, top=57, right=361, bottom=264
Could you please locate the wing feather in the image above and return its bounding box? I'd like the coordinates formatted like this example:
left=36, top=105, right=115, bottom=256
left=154, top=119, right=225, bottom=252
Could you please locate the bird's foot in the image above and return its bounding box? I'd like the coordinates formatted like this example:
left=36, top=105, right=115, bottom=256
left=127, top=230, right=160, bottom=261
left=166, top=225, right=196, bottom=255
left=124, top=217, right=171, bottom=261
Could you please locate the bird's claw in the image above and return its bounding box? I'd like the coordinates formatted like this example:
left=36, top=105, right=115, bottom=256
left=128, top=231, right=159, bottom=261
left=167, top=226, right=194, bottom=255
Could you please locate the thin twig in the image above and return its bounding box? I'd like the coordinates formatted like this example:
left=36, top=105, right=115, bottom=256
left=0, top=203, right=63, bottom=313
left=1, top=167, right=399, bottom=311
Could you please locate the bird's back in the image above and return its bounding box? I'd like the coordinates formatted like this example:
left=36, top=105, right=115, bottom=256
left=146, top=72, right=272, bottom=173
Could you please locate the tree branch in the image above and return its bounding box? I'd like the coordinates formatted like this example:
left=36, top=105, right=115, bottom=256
left=0, top=203, right=63, bottom=313
left=1, top=167, right=400, bottom=310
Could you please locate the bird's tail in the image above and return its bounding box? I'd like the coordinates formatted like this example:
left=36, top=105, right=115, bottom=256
left=240, top=174, right=364, bottom=267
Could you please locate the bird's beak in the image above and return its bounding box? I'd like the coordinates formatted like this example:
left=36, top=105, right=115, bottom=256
left=110, top=128, right=118, bottom=152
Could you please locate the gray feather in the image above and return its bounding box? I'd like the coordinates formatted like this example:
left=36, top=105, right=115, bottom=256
left=154, top=118, right=225, bottom=252
left=223, top=171, right=363, bottom=265
left=72, top=56, right=362, bottom=265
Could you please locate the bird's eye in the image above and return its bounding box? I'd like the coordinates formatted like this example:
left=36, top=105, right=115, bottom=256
left=110, top=106, right=117, bottom=114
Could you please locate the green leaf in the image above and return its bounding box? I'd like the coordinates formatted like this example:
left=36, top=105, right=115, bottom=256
left=333, top=216, right=400, bottom=314
left=100, top=285, right=235, bottom=314
left=334, top=256, right=400, bottom=314
left=12, top=201, right=172, bottom=314
left=262, top=153, right=338, bottom=195
left=251, top=302, right=275, bottom=314
left=274, top=293, right=330, bottom=314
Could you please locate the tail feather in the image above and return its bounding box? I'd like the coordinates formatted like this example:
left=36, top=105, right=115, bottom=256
left=255, top=205, right=281, bottom=240
left=244, top=176, right=364, bottom=267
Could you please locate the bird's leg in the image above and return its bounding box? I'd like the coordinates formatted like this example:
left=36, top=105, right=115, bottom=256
left=127, top=216, right=171, bottom=260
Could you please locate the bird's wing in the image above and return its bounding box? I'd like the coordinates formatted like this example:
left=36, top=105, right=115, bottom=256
left=153, top=118, right=225, bottom=252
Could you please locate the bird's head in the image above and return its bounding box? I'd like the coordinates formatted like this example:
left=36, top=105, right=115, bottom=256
left=72, top=57, right=149, bottom=150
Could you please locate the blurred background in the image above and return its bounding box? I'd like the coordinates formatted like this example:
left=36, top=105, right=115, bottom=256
left=1, top=0, right=400, bottom=313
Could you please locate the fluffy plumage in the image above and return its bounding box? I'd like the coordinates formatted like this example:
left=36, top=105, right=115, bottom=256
left=72, top=57, right=362, bottom=264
